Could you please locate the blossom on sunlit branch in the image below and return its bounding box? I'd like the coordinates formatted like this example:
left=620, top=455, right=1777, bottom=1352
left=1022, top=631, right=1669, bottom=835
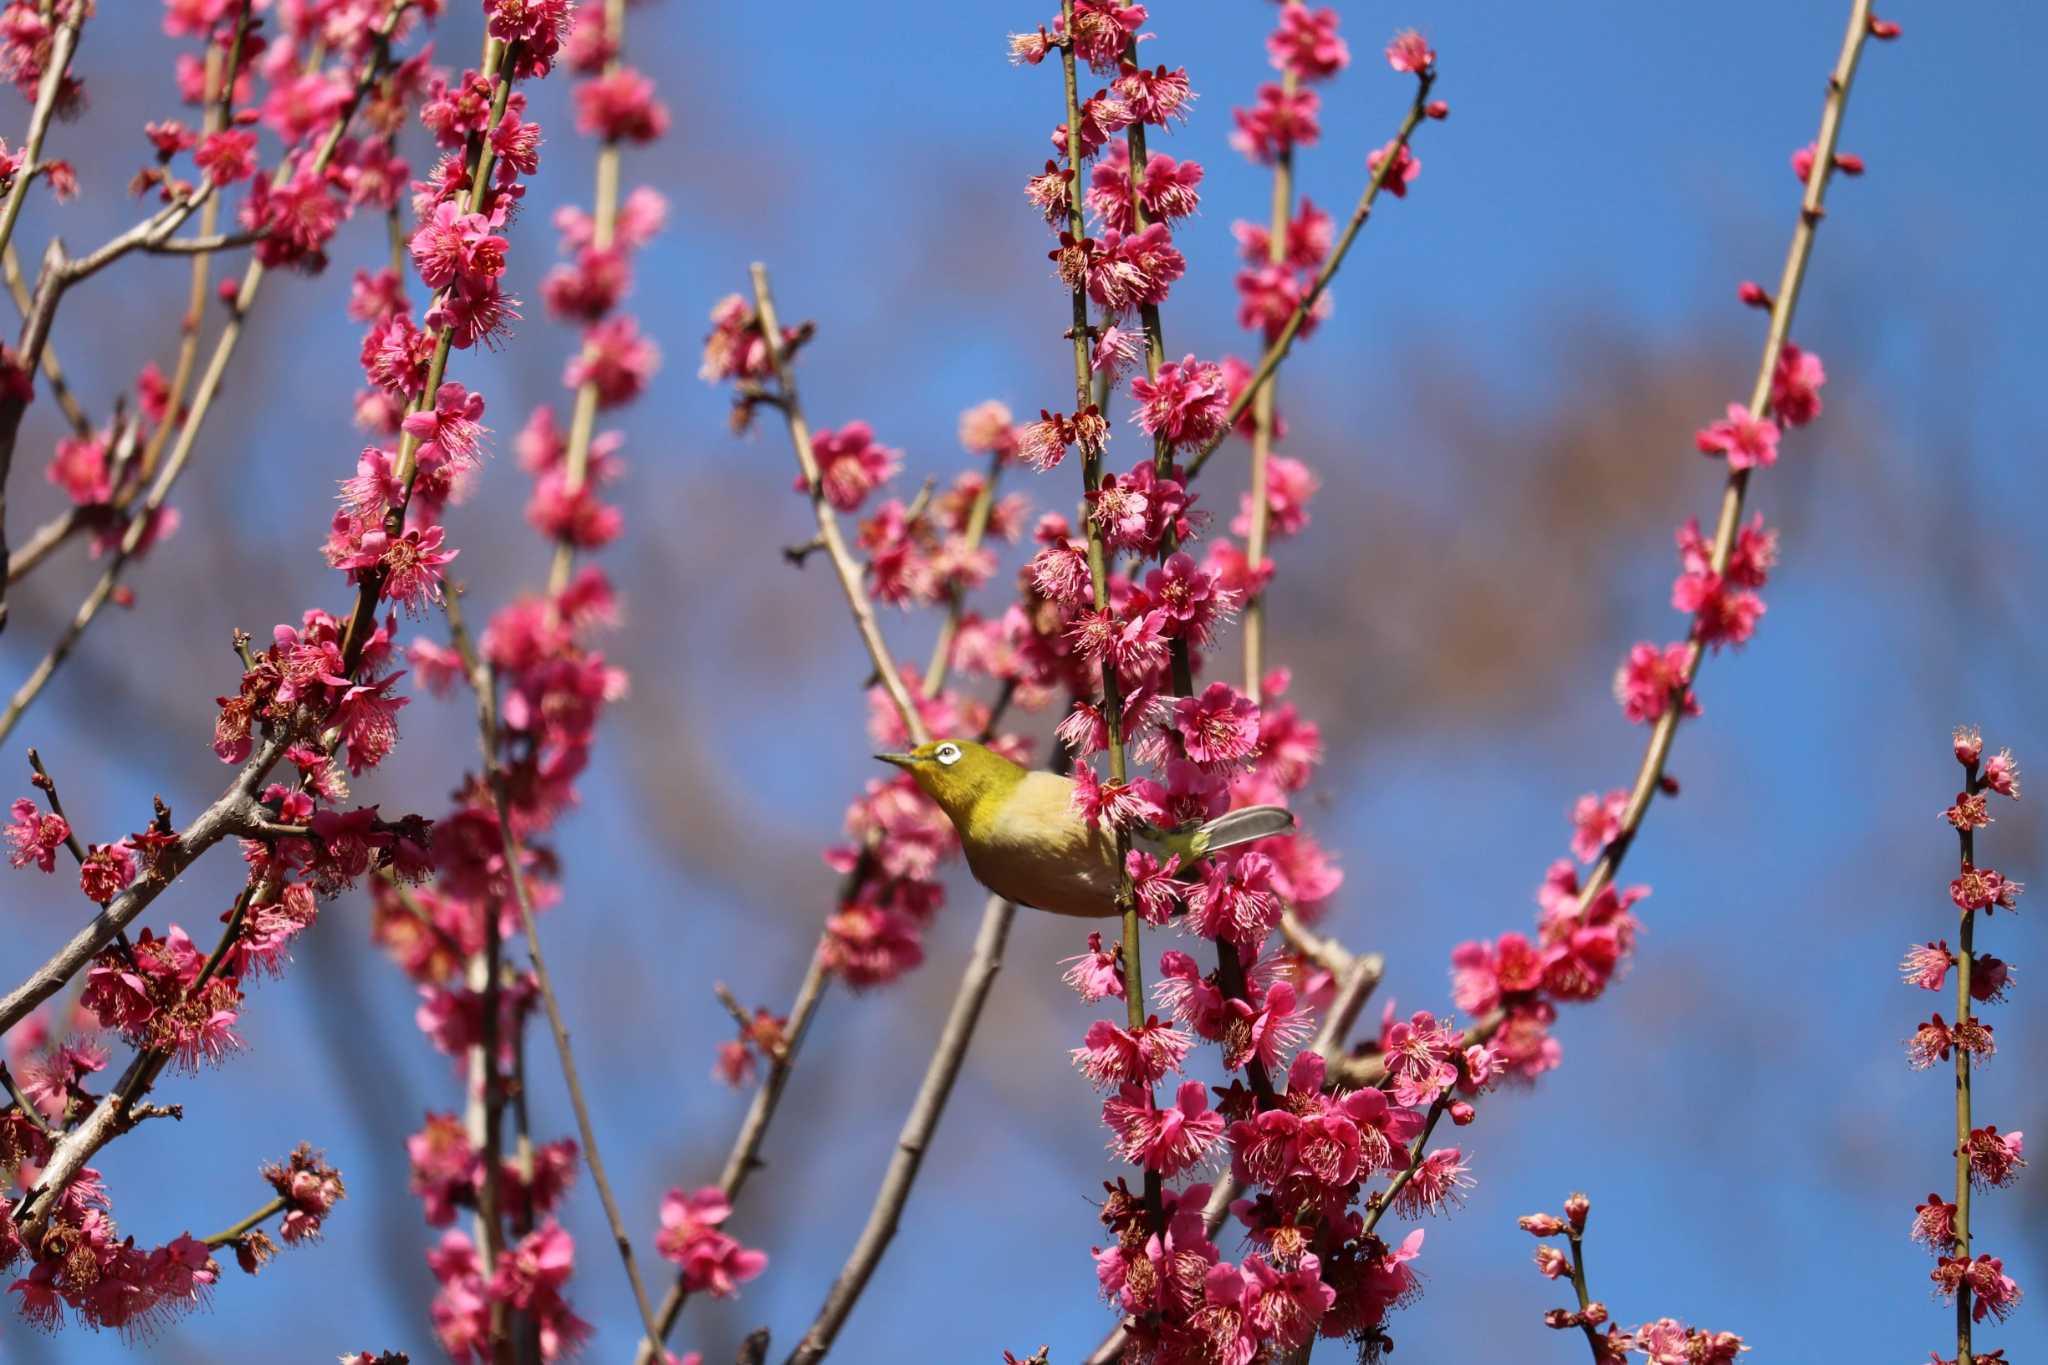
left=1366, top=140, right=1420, bottom=197
left=799, top=421, right=901, bottom=512
left=1268, top=4, right=1349, bottom=82
left=1693, top=403, right=1780, bottom=470
left=1102, top=1079, right=1223, bottom=1177
left=655, top=1187, right=768, bottom=1300
left=1612, top=641, right=1698, bottom=725
left=1230, top=81, right=1320, bottom=164
left=6, top=797, right=69, bottom=873
left=1385, top=28, right=1435, bottom=74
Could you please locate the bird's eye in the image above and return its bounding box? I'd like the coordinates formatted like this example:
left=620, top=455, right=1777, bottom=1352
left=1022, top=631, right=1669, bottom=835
left=934, top=743, right=962, bottom=766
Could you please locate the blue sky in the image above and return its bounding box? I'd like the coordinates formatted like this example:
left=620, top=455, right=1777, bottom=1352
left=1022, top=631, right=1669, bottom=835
left=2, top=2, right=2043, bottom=1362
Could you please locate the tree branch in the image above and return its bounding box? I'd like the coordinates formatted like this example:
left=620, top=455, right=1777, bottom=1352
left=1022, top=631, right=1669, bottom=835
left=781, top=893, right=1018, bottom=1365
left=1185, top=67, right=1438, bottom=481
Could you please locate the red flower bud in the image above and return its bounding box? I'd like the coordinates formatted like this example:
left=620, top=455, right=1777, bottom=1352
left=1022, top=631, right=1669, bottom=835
left=1564, top=1191, right=1590, bottom=1230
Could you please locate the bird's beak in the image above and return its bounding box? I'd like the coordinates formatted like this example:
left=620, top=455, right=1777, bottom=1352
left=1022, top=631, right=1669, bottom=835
left=874, top=751, right=916, bottom=770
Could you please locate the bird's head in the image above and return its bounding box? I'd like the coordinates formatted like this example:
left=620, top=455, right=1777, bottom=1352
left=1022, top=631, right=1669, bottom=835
left=874, top=738, right=1025, bottom=822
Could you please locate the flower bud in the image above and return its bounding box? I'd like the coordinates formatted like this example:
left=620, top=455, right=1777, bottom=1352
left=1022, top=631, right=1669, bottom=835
left=1953, top=725, right=1983, bottom=767
left=1534, top=1245, right=1570, bottom=1279
left=1425, top=100, right=1450, bottom=120
left=1737, top=281, right=1772, bottom=309
left=1449, top=1099, right=1477, bottom=1125
left=1868, top=16, right=1902, bottom=38
left=1564, top=1191, right=1590, bottom=1230
left=1519, top=1213, right=1567, bottom=1237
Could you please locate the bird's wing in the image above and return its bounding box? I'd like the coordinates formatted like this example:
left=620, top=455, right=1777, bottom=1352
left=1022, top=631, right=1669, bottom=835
left=1138, top=804, right=1297, bottom=863
left=968, top=770, right=1121, bottom=917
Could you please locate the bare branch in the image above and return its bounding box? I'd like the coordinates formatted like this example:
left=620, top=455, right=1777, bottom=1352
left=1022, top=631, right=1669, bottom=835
left=781, top=894, right=1018, bottom=1365
left=749, top=262, right=929, bottom=747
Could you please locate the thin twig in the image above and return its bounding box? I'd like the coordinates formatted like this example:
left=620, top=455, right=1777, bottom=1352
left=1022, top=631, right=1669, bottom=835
left=25, top=746, right=88, bottom=867
left=1, top=243, right=88, bottom=437
left=750, top=263, right=929, bottom=746
left=1565, top=1216, right=1611, bottom=1363
left=919, top=458, right=1002, bottom=699
left=0, top=1059, right=55, bottom=1137
left=1185, top=67, right=1438, bottom=481
left=1552, top=0, right=1875, bottom=920
left=442, top=587, right=665, bottom=1359
left=1055, top=0, right=1148, bottom=1089
left=489, top=799, right=664, bottom=1357
left=13, top=875, right=267, bottom=1239
left=1242, top=67, right=1296, bottom=706
left=0, top=6, right=81, bottom=267
left=6, top=505, right=93, bottom=583
left=781, top=893, right=1018, bottom=1365
left=142, top=1, right=252, bottom=480
left=137, top=228, right=264, bottom=256
left=634, top=953, right=830, bottom=1364
left=0, top=728, right=287, bottom=1036
left=0, top=4, right=84, bottom=632
left=1951, top=755, right=1979, bottom=1363
left=642, top=250, right=963, bottom=1355
left=204, top=1194, right=287, bottom=1249
left=545, top=0, right=628, bottom=596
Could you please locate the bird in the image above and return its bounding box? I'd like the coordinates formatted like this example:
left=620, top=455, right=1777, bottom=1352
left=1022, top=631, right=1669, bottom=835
left=875, top=738, right=1295, bottom=918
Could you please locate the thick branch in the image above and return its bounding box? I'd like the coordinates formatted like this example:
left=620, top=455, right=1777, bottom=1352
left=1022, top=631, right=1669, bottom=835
left=0, top=730, right=286, bottom=1036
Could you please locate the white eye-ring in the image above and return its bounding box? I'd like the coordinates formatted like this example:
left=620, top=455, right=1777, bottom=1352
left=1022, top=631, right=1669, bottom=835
left=934, top=742, right=962, bottom=766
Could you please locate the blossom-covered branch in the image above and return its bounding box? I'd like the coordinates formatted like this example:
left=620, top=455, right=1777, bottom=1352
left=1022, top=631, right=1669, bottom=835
left=367, top=4, right=679, bottom=1357
left=0, top=0, right=418, bottom=745
left=0, top=0, right=594, bottom=1337
left=1338, top=0, right=1892, bottom=1089
left=1519, top=1193, right=1747, bottom=1363
left=1909, top=730, right=2025, bottom=1362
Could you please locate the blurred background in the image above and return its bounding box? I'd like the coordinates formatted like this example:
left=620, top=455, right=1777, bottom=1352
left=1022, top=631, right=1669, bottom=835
left=4, top=0, right=2043, bottom=1360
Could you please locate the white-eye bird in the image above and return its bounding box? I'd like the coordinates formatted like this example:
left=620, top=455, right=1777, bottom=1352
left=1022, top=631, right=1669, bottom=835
left=875, top=738, right=1295, bottom=918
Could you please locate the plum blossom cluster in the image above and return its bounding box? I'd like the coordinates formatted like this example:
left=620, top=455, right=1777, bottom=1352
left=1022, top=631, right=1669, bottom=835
left=363, top=3, right=679, bottom=1359
left=1455, top=143, right=1852, bottom=1095
left=36, top=0, right=437, bottom=580
left=1520, top=1192, right=1747, bottom=1364
left=1006, top=7, right=1478, bottom=1360
left=1230, top=9, right=1353, bottom=345
left=1609, top=329, right=1830, bottom=728
left=0, top=978, right=347, bottom=1332
left=654, top=1187, right=767, bottom=1302
left=0, top=0, right=500, bottom=1335
left=0, top=1153, right=337, bottom=1337
left=1904, top=730, right=2025, bottom=1359
left=1088, top=1036, right=1493, bottom=1362
left=1009, top=0, right=1367, bottom=919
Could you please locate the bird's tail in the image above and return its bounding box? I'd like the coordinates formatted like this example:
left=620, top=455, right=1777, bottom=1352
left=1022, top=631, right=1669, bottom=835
left=1188, top=804, right=1296, bottom=857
